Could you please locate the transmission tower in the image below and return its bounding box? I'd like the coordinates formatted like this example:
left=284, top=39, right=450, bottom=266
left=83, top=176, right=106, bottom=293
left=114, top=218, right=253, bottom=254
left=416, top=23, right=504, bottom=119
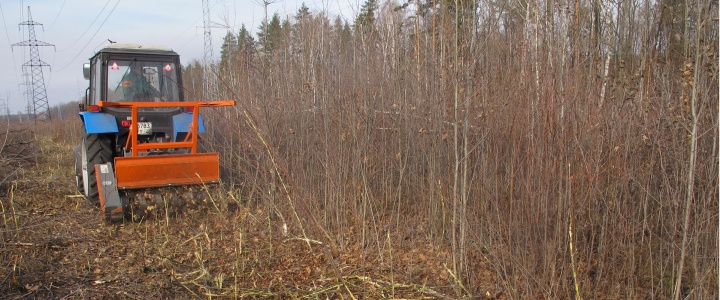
left=19, top=72, right=33, bottom=116
left=202, top=0, right=219, bottom=100
left=12, top=7, right=55, bottom=121
left=0, top=98, right=7, bottom=118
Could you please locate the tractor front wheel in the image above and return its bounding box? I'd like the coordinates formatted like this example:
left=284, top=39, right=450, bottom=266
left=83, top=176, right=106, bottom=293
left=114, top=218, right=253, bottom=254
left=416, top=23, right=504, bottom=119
left=81, top=134, right=113, bottom=206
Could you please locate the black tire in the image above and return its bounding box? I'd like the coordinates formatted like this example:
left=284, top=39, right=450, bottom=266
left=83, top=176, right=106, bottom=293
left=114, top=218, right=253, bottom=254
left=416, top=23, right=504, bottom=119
left=82, top=134, right=113, bottom=206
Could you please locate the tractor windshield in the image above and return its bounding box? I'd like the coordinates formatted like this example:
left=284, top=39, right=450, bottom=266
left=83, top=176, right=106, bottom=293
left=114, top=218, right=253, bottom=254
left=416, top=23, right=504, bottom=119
left=106, top=60, right=180, bottom=102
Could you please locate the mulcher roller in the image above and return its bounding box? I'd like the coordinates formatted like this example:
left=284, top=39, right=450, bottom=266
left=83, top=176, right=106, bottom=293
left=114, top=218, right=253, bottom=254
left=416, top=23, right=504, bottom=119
left=94, top=162, right=236, bottom=222
left=125, top=185, right=231, bottom=221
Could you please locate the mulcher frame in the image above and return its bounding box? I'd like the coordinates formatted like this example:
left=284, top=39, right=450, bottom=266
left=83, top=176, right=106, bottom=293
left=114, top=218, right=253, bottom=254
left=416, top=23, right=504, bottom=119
left=92, top=100, right=234, bottom=221
left=98, top=100, right=235, bottom=189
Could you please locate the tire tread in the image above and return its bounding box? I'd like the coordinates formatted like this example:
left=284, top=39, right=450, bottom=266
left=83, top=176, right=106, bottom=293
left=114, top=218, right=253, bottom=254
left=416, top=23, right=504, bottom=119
left=84, top=134, right=113, bottom=205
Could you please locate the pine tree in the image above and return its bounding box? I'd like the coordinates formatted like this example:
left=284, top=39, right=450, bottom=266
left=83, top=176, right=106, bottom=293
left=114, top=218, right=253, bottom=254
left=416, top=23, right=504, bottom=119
left=258, top=13, right=283, bottom=54
left=219, top=31, right=239, bottom=71
left=333, top=16, right=352, bottom=48
left=355, top=0, right=378, bottom=33
left=237, top=24, right=256, bottom=69
left=296, top=3, right=311, bottom=23
left=237, top=25, right=255, bottom=53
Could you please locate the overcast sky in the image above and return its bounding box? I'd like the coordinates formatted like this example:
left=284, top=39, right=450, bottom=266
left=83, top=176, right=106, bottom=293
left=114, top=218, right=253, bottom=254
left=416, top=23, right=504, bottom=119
left=0, top=0, right=358, bottom=114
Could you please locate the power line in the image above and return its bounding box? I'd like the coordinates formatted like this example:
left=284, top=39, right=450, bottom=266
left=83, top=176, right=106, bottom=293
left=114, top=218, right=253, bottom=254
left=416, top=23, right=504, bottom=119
left=0, top=3, right=21, bottom=94
left=0, top=3, right=14, bottom=50
left=55, top=0, right=120, bottom=72
left=57, top=0, right=112, bottom=52
left=169, top=15, right=204, bottom=45
left=46, top=0, right=68, bottom=31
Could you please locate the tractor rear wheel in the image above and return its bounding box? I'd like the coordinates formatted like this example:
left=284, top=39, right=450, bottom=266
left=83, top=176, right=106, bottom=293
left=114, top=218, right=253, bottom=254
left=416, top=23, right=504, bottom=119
left=81, top=134, right=113, bottom=206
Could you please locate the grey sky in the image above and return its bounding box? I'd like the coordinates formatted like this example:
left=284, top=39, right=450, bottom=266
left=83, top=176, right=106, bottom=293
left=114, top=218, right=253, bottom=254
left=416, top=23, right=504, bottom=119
left=0, top=0, right=358, bottom=114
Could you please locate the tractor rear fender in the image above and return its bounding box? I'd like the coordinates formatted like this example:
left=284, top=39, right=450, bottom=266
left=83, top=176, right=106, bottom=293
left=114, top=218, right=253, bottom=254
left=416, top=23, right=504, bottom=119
left=79, top=112, right=119, bottom=134
left=173, top=113, right=206, bottom=139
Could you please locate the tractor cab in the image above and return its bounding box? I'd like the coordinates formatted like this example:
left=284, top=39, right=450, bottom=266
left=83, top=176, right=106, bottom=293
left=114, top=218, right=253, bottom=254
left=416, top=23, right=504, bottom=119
left=81, top=44, right=188, bottom=155
left=83, top=43, right=183, bottom=108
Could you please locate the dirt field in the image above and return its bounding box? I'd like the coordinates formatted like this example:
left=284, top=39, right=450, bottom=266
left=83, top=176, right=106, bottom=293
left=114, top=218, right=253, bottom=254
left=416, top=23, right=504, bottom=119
left=0, top=126, right=484, bottom=299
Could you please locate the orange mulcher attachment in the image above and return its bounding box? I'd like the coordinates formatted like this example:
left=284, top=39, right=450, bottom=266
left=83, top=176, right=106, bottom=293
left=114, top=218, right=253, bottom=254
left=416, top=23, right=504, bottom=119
left=98, top=100, right=235, bottom=190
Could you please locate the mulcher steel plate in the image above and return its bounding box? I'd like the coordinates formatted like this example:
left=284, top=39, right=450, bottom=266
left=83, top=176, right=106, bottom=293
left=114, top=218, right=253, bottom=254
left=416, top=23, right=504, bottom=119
left=114, top=153, right=220, bottom=189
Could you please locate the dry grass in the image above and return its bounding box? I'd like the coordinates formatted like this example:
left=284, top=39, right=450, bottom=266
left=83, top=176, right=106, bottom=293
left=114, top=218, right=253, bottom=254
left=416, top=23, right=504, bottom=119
left=0, top=122, right=36, bottom=191
left=0, top=124, right=478, bottom=299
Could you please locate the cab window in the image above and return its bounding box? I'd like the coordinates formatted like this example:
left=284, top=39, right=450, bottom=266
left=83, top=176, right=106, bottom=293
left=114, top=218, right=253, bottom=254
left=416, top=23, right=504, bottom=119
left=106, top=60, right=180, bottom=102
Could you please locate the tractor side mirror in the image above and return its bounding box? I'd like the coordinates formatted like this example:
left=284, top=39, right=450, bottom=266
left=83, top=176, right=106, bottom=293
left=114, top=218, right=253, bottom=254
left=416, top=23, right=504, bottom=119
left=83, top=63, right=91, bottom=80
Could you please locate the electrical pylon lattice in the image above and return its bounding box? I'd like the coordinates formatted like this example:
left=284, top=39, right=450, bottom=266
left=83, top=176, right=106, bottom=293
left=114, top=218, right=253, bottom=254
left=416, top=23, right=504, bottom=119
left=12, top=6, right=54, bottom=121
left=202, top=0, right=219, bottom=100
left=19, top=72, right=33, bottom=115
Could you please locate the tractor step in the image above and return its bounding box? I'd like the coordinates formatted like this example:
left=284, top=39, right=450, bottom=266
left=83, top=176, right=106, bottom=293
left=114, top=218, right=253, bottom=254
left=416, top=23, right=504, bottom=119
left=94, top=162, right=128, bottom=223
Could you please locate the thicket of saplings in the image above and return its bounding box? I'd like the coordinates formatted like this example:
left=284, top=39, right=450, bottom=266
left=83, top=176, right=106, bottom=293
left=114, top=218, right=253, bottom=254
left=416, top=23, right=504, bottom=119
left=183, top=1, right=718, bottom=299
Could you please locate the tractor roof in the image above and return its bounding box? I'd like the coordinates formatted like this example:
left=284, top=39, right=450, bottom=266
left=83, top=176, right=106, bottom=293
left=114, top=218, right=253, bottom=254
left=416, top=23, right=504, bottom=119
left=96, top=43, right=178, bottom=56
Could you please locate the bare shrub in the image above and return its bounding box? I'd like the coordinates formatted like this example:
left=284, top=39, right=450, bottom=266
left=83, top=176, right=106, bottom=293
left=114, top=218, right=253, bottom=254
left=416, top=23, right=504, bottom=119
left=183, top=1, right=718, bottom=298
left=0, top=122, right=36, bottom=190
